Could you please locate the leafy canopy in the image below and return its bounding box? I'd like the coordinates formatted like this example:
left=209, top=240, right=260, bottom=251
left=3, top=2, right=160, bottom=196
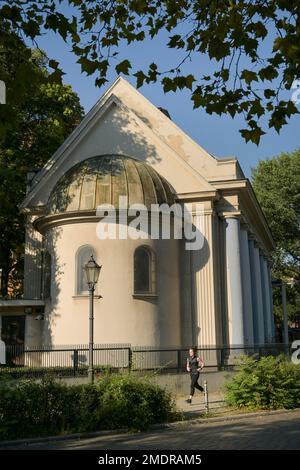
left=252, top=149, right=300, bottom=322
left=0, top=32, right=83, bottom=297
left=1, top=0, right=300, bottom=144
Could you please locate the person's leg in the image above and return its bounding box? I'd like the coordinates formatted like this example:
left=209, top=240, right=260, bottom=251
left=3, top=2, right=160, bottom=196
left=187, top=374, right=198, bottom=403
left=194, top=375, right=204, bottom=392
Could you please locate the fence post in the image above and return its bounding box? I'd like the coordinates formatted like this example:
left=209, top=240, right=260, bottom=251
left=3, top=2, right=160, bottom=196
left=177, top=349, right=181, bottom=372
left=220, top=348, right=225, bottom=370
left=204, top=380, right=209, bottom=414
left=73, top=349, right=78, bottom=377
left=128, top=347, right=132, bottom=373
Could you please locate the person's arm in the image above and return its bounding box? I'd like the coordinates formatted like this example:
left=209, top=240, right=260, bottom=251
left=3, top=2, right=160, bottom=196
left=197, top=357, right=204, bottom=371
left=186, top=358, right=190, bottom=372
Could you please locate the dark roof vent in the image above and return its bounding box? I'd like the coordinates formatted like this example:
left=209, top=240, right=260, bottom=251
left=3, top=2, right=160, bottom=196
left=157, top=107, right=172, bottom=120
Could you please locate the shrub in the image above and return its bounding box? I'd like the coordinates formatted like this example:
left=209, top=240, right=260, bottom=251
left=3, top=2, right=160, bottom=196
left=224, top=355, right=300, bottom=411
left=0, top=373, right=178, bottom=440
left=96, top=373, right=176, bottom=431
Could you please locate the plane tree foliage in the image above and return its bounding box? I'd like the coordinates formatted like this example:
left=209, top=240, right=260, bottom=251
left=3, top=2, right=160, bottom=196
left=1, top=0, right=300, bottom=144
left=0, top=31, right=83, bottom=296
left=252, top=149, right=300, bottom=323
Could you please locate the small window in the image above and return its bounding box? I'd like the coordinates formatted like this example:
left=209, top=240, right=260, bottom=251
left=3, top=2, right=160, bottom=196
left=134, top=246, right=156, bottom=295
left=76, top=245, right=96, bottom=295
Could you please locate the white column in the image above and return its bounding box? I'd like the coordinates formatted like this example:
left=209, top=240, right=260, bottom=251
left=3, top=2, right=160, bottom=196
left=224, top=216, right=244, bottom=346
left=259, top=252, right=269, bottom=342
left=260, top=255, right=273, bottom=342
left=248, top=239, right=264, bottom=344
left=252, top=243, right=265, bottom=343
left=180, top=242, right=194, bottom=347
left=240, top=227, right=254, bottom=345
left=267, top=263, right=276, bottom=341
left=191, top=206, right=218, bottom=348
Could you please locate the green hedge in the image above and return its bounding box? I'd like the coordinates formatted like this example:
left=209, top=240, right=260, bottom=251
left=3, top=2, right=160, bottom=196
left=0, top=373, right=179, bottom=440
left=224, top=355, right=300, bottom=410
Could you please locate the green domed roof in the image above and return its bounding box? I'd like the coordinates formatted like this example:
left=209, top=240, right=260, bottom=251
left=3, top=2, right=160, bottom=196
left=47, top=155, right=175, bottom=214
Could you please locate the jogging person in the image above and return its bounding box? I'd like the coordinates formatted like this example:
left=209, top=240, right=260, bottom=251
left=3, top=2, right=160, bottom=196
left=186, top=346, right=204, bottom=404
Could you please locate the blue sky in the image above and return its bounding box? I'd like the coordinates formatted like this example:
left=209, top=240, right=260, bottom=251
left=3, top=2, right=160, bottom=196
left=35, top=26, right=300, bottom=179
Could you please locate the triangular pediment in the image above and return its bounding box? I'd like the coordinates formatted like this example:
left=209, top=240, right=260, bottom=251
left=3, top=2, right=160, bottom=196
left=21, top=77, right=239, bottom=210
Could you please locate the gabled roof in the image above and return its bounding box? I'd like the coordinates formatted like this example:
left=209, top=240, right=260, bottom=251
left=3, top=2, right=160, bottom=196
left=20, top=77, right=238, bottom=210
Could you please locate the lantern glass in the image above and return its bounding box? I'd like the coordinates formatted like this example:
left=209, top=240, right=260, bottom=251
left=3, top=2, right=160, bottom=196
left=84, top=255, right=101, bottom=286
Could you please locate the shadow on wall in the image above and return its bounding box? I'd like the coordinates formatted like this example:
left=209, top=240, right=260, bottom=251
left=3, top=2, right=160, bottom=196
left=21, top=221, right=64, bottom=351
left=25, top=103, right=167, bottom=348
left=42, top=225, right=65, bottom=348
left=30, top=213, right=211, bottom=350
left=37, top=103, right=164, bottom=197
left=25, top=102, right=216, bottom=349
left=108, top=105, right=162, bottom=166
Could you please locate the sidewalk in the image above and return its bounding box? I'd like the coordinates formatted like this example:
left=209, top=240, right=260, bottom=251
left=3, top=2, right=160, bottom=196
left=3, top=405, right=299, bottom=450
left=176, top=391, right=225, bottom=417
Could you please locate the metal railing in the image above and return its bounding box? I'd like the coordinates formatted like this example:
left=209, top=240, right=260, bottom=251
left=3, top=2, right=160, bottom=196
left=131, top=343, right=291, bottom=371
left=0, top=343, right=292, bottom=378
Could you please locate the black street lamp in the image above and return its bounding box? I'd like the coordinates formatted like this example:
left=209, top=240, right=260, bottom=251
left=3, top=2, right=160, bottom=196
left=84, top=255, right=101, bottom=384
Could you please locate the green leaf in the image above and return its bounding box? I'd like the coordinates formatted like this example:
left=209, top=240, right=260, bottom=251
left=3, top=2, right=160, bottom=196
left=191, top=88, right=205, bottom=108
left=264, top=89, right=276, bottom=99
left=185, top=74, right=196, bottom=90
left=22, top=19, right=40, bottom=38
left=258, top=66, right=278, bottom=81
left=239, top=127, right=266, bottom=145
left=48, top=68, right=65, bottom=83
left=77, top=57, right=98, bottom=76
left=167, top=34, right=185, bottom=49
left=115, top=59, right=132, bottom=75
left=162, top=77, right=176, bottom=93
left=48, top=60, right=59, bottom=70
left=134, top=71, right=147, bottom=88
left=241, top=70, right=258, bottom=85
left=248, top=99, right=265, bottom=118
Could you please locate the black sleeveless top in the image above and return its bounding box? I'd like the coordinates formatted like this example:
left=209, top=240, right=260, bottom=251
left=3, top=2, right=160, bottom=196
left=188, top=356, right=201, bottom=374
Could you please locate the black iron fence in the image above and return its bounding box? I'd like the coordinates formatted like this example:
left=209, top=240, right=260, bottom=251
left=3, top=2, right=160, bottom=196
left=0, top=343, right=293, bottom=378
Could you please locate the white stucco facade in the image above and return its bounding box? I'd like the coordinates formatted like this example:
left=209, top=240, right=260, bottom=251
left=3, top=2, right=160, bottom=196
left=0, top=77, right=275, bottom=351
left=39, top=223, right=181, bottom=348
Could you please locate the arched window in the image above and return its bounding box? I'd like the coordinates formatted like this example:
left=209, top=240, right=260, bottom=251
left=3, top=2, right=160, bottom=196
left=43, top=252, right=52, bottom=299
left=76, top=245, right=96, bottom=295
left=134, top=246, right=156, bottom=295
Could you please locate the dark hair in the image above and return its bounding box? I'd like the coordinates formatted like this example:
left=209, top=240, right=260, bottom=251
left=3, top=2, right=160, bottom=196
left=189, top=346, right=198, bottom=356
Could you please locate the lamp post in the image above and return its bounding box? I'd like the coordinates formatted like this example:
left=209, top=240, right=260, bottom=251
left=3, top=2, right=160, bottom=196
left=84, top=255, right=101, bottom=384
